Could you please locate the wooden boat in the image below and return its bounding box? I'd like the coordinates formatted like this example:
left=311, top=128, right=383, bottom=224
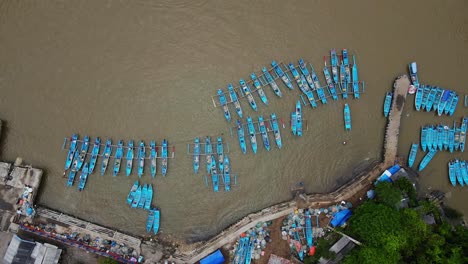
left=323, top=61, right=338, bottom=101
left=461, top=160, right=468, bottom=185
left=88, top=137, right=101, bottom=174
left=247, top=116, right=258, bottom=154
left=193, top=138, right=200, bottom=174
left=414, top=86, right=424, bottom=111
left=236, top=120, right=247, bottom=154
left=126, top=180, right=139, bottom=205
left=428, top=126, right=436, bottom=151
left=418, top=149, right=437, bottom=172
left=270, top=113, right=282, bottom=149
left=296, top=101, right=303, bottom=136
left=223, top=155, right=231, bottom=191
left=448, top=93, right=459, bottom=116
left=443, top=125, right=450, bottom=151
left=64, top=134, right=79, bottom=170
left=131, top=186, right=141, bottom=208
left=210, top=156, right=219, bottom=192
left=438, top=90, right=451, bottom=116
left=449, top=126, right=455, bottom=153
left=113, top=140, right=124, bottom=177
left=352, top=55, right=360, bottom=99
left=250, top=73, right=268, bottom=105
left=455, top=160, right=464, bottom=186
left=305, top=210, right=313, bottom=248
left=66, top=169, right=77, bottom=187
left=421, top=126, right=428, bottom=152
left=448, top=161, right=456, bottom=186
left=144, top=184, right=153, bottom=211
left=330, top=49, right=339, bottom=84
left=288, top=63, right=309, bottom=94
left=217, top=89, right=231, bottom=122
left=138, top=184, right=148, bottom=209
left=460, top=117, right=467, bottom=152
left=262, top=67, right=282, bottom=97
left=455, top=126, right=461, bottom=151
left=126, top=140, right=134, bottom=176
left=205, top=136, right=212, bottom=174
left=344, top=104, right=351, bottom=131
left=342, top=49, right=351, bottom=98
left=161, top=139, right=168, bottom=176
left=432, top=87, right=443, bottom=111
left=100, top=139, right=112, bottom=176
left=271, top=60, right=294, bottom=90
left=291, top=112, right=297, bottom=136
left=408, top=143, right=419, bottom=168
left=443, top=91, right=454, bottom=115
left=146, top=209, right=155, bottom=233
left=437, top=125, right=444, bottom=151
left=153, top=209, right=160, bottom=234
left=258, top=116, right=270, bottom=151
left=408, top=62, right=420, bottom=88
left=340, top=61, right=348, bottom=99
left=77, top=163, right=90, bottom=191
left=425, top=87, right=437, bottom=112
left=304, top=90, right=318, bottom=109
left=137, top=141, right=145, bottom=178
left=216, top=137, right=224, bottom=173
left=383, top=92, right=393, bottom=117
left=228, top=84, right=243, bottom=118
left=298, top=58, right=315, bottom=90
left=74, top=136, right=90, bottom=172
left=239, top=79, right=258, bottom=111
left=310, top=65, right=327, bottom=104
left=421, top=85, right=430, bottom=110
left=150, top=141, right=157, bottom=178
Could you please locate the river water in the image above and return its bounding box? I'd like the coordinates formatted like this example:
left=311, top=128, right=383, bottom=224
left=0, top=1, right=467, bottom=242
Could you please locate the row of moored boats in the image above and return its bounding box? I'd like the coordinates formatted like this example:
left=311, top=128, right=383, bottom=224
left=126, top=181, right=160, bottom=234
left=448, top=160, right=468, bottom=187
left=235, top=114, right=282, bottom=154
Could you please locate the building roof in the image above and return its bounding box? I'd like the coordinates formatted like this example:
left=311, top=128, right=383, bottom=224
left=2, top=235, right=61, bottom=264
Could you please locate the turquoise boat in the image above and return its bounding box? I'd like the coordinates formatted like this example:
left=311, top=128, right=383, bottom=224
left=455, top=126, right=461, bottom=151
left=74, top=136, right=90, bottom=172
left=239, top=79, right=258, bottom=111
left=250, top=73, right=268, bottom=105
left=150, top=141, right=157, bottom=178
left=161, top=139, right=168, bottom=176
left=289, top=63, right=309, bottom=94
left=443, top=91, right=454, bottom=115
left=262, top=67, right=282, bottom=97
left=352, top=55, right=360, bottom=99
left=247, top=116, right=258, bottom=154
left=425, top=87, right=437, bottom=112
left=383, top=92, right=393, bottom=117
left=461, top=160, right=468, bottom=185
left=414, top=86, right=424, bottom=111
left=67, top=169, right=77, bottom=187
left=113, top=140, right=124, bottom=176
left=448, top=161, right=456, bottom=186
left=144, top=184, right=153, bottom=211
left=421, top=126, right=428, bottom=152
left=310, top=65, right=327, bottom=104
left=64, top=134, right=79, bottom=170
left=455, top=160, right=464, bottom=186
left=126, top=140, right=134, bottom=176
left=217, top=89, right=231, bottom=122
left=100, top=139, right=112, bottom=176
left=88, top=137, right=101, bottom=174
left=409, top=62, right=420, bottom=88
left=304, top=90, right=318, bottom=109
left=408, top=143, right=419, bottom=168
left=131, top=186, right=141, bottom=208
left=344, top=103, right=351, bottom=131
left=291, top=112, right=297, bottom=136
left=437, top=125, right=444, bottom=151
left=448, top=93, right=459, bottom=116
left=193, top=138, right=200, bottom=174
left=421, top=85, right=430, bottom=110
left=330, top=49, right=339, bottom=84
left=127, top=180, right=139, bottom=205
left=137, top=141, right=145, bottom=178
left=443, top=125, right=450, bottom=151
left=305, top=210, right=313, bottom=248
left=418, top=149, right=437, bottom=172
left=223, top=155, right=231, bottom=191
left=153, top=209, right=160, bottom=234
left=296, top=101, right=303, bottom=137
left=432, top=87, right=443, bottom=111
left=323, top=62, right=338, bottom=101
left=460, top=117, right=467, bottom=152
left=146, top=209, right=155, bottom=233
left=271, top=113, right=282, bottom=149
left=438, top=90, right=451, bottom=116
left=228, top=84, right=243, bottom=118
left=138, top=184, right=148, bottom=209
left=340, top=60, right=348, bottom=99
left=216, top=137, right=224, bottom=173
left=236, top=120, right=247, bottom=154
left=298, top=58, right=315, bottom=90
left=77, top=163, right=90, bottom=192
left=342, top=49, right=351, bottom=98
left=205, top=136, right=212, bottom=173
left=210, top=156, right=219, bottom=192
left=449, top=126, right=455, bottom=153
left=271, top=60, right=293, bottom=90
left=258, top=116, right=270, bottom=151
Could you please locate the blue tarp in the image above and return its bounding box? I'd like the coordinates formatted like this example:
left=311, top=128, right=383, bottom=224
left=388, top=164, right=401, bottom=175
left=200, top=249, right=225, bottom=264
left=330, top=209, right=352, bottom=227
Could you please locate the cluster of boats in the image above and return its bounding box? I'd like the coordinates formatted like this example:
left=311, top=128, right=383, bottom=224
left=420, top=118, right=467, bottom=153
left=232, top=236, right=255, bottom=264
left=236, top=113, right=282, bottom=154
left=448, top=160, right=468, bottom=186
left=215, top=49, right=363, bottom=122
left=126, top=181, right=160, bottom=234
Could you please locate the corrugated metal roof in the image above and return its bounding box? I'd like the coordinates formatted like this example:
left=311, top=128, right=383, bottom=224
left=2, top=235, right=61, bottom=264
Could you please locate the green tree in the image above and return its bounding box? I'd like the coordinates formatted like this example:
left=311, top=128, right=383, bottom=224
left=375, top=182, right=402, bottom=208
left=98, top=257, right=118, bottom=264
left=394, top=177, right=417, bottom=206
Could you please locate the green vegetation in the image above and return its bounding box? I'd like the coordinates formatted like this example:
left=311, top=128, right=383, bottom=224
left=98, top=257, right=118, bottom=264
left=304, top=235, right=338, bottom=264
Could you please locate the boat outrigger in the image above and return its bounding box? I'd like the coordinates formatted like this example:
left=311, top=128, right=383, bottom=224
left=64, top=134, right=79, bottom=171
left=217, top=89, right=231, bottom=122
left=137, top=141, right=145, bottom=177
left=270, top=113, right=282, bottom=149
left=239, top=79, right=258, bottom=111
left=113, top=140, right=124, bottom=176
left=150, top=140, right=157, bottom=178
left=262, top=67, right=282, bottom=97
left=344, top=103, right=351, bottom=131
left=193, top=137, right=200, bottom=174
left=258, top=116, right=270, bottom=151
left=250, top=73, right=268, bottom=106
left=228, top=84, right=243, bottom=118
left=100, top=139, right=112, bottom=176
left=247, top=116, right=258, bottom=154
left=408, top=143, right=419, bottom=168
left=271, top=60, right=293, bottom=90
left=236, top=120, right=247, bottom=154
left=126, top=140, right=134, bottom=176
left=88, top=137, right=101, bottom=174
left=161, top=139, right=168, bottom=176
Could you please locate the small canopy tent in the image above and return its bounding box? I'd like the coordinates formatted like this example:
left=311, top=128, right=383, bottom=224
left=200, top=249, right=224, bottom=264
left=330, top=209, right=352, bottom=227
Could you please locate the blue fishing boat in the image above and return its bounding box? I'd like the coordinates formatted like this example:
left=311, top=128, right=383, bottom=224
left=217, top=89, right=231, bottom=122
left=150, top=141, right=157, bottom=178
left=448, top=161, right=456, bottom=186
left=305, top=210, right=313, bottom=248
left=100, top=139, right=112, bottom=176
left=193, top=138, right=200, bottom=174
left=271, top=60, right=293, bottom=90
left=420, top=85, right=430, bottom=110
left=153, top=209, right=160, bottom=234
left=443, top=91, right=454, bottom=115
left=310, top=65, right=327, bottom=104
left=408, top=62, right=420, bottom=88
left=296, top=101, right=303, bottom=136
left=67, top=169, right=77, bottom=187
left=228, top=84, right=243, bottom=118
left=291, top=112, right=297, bottom=136
left=298, top=58, right=315, bottom=90
left=352, top=55, right=360, bottom=99
left=418, top=149, right=437, bottom=172
left=408, top=143, right=419, bottom=168
left=342, top=49, right=351, bottom=98
left=460, top=117, right=467, bottom=152
left=339, top=60, right=348, bottom=99
left=74, top=136, right=90, bottom=172
left=330, top=49, right=339, bottom=84
left=88, top=137, right=101, bottom=174
left=432, top=87, right=443, bottom=111
left=138, top=184, right=148, bottom=209
left=344, top=104, right=351, bottom=131
left=455, top=126, right=461, bottom=151
left=438, top=90, right=451, bottom=116
left=216, top=137, right=224, bottom=173
left=127, top=180, right=139, bottom=205
left=304, top=90, right=318, bottom=109
left=247, top=116, right=258, bottom=154
left=270, top=113, right=282, bottom=149
left=239, top=79, right=258, bottom=111
left=77, top=163, right=89, bottom=191
left=449, top=126, right=455, bottom=153
left=144, top=184, right=153, bottom=210
left=425, top=87, right=437, bottom=112
left=426, top=126, right=434, bottom=151
left=236, top=120, right=247, bottom=154
left=323, top=62, right=338, bottom=101
left=137, top=141, right=145, bottom=178
left=455, top=160, right=464, bottom=186
left=126, top=140, right=134, bottom=176
left=64, top=134, right=79, bottom=170
left=146, top=209, right=155, bottom=233
left=461, top=160, right=468, bottom=185
left=414, top=86, right=424, bottom=111
left=113, top=140, right=124, bottom=177
left=437, top=125, right=444, bottom=151
left=262, top=67, right=282, bottom=97
left=131, top=186, right=141, bottom=208
left=210, top=156, right=219, bottom=192
left=383, top=92, right=393, bottom=117
left=448, top=93, right=459, bottom=116
left=443, top=125, right=450, bottom=151
left=421, top=126, right=428, bottom=152
left=250, top=73, right=268, bottom=105
left=288, top=63, right=309, bottom=94
left=258, top=116, right=270, bottom=151
left=223, top=155, right=231, bottom=191
left=205, top=136, right=212, bottom=173
left=161, top=139, right=168, bottom=176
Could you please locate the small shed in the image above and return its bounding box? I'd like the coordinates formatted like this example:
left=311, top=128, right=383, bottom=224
left=2, top=235, right=61, bottom=264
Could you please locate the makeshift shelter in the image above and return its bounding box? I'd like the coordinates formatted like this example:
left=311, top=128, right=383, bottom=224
left=330, top=209, right=352, bottom=227
left=199, top=249, right=224, bottom=264
left=3, top=235, right=61, bottom=264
